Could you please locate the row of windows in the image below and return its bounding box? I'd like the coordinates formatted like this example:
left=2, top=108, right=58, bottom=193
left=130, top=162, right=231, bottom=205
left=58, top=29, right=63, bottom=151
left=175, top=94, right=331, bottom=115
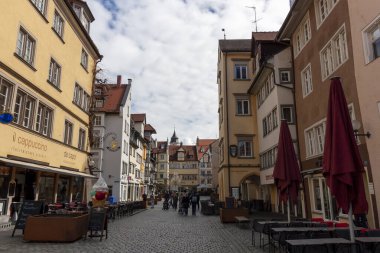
left=30, top=0, right=91, bottom=33
left=299, top=26, right=348, bottom=97
left=263, top=107, right=278, bottom=137
left=257, top=73, right=275, bottom=107
left=320, top=26, right=348, bottom=80
left=181, top=175, right=197, bottom=181
left=260, top=146, right=278, bottom=170
left=169, top=163, right=198, bottom=169
left=0, top=76, right=86, bottom=149
left=294, top=12, right=312, bottom=56
left=294, top=0, right=340, bottom=57
left=16, top=26, right=89, bottom=86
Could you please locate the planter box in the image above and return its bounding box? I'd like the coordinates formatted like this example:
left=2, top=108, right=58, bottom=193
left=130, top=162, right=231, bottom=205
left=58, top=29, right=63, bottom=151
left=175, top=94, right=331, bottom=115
left=219, top=208, right=249, bottom=223
left=24, top=213, right=89, bottom=242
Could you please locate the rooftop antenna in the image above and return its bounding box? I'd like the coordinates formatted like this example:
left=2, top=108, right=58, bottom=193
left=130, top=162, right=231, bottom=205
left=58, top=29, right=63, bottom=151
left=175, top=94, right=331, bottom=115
left=221, top=28, right=226, bottom=39
left=245, top=6, right=261, bottom=32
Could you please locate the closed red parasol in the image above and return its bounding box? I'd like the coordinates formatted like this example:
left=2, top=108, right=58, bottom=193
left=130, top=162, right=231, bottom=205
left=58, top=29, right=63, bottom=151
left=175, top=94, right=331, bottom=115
left=273, top=120, right=301, bottom=221
left=323, top=77, right=368, bottom=243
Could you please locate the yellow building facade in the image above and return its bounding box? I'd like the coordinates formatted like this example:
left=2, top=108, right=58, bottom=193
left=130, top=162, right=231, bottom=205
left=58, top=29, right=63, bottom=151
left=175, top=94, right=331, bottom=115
left=0, top=0, right=101, bottom=217
left=217, top=39, right=261, bottom=201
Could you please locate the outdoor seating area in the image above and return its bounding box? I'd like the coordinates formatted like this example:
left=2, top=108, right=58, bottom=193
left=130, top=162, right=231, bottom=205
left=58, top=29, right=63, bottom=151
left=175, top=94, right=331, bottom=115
left=18, top=200, right=146, bottom=242
left=250, top=217, right=380, bottom=253
left=200, top=200, right=224, bottom=215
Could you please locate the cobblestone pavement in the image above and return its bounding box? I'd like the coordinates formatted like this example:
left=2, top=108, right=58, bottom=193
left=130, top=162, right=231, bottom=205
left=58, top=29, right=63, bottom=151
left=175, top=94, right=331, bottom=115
left=0, top=200, right=269, bottom=253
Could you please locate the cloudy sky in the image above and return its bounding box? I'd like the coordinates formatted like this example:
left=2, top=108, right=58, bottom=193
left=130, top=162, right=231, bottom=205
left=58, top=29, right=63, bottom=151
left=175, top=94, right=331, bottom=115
left=87, top=0, right=290, bottom=144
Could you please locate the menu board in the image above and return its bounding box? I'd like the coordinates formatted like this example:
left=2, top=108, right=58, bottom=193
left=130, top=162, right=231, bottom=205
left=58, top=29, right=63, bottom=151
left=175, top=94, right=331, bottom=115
left=12, top=200, right=44, bottom=237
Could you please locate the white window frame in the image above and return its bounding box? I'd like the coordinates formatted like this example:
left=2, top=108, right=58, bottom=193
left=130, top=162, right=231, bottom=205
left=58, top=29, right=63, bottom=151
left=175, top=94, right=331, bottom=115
left=236, top=97, right=250, bottom=115
left=48, top=58, right=61, bottom=87
left=293, top=12, right=312, bottom=57
left=16, top=28, right=36, bottom=65
left=53, top=11, right=64, bottom=38
left=301, top=63, right=313, bottom=98
left=281, top=105, right=295, bottom=124
left=64, top=120, right=73, bottom=145
left=30, top=0, right=47, bottom=15
left=35, top=102, right=52, bottom=137
left=81, top=49, right=88, bottom=69
left=305, top=119, right=326, bottom=158
left=315, top=0, right=340, bottom=29
left=0, top=77, right=13, bottom=113
left=279, top=69, right=292, bottom=83
left=13, top=90, right=36, bottom=129
left=320, top=25, right=348, bottom=81
left=234, top=64, right=248, bottom=80
left=362, top=14, right=380, bottom=64
left=78, top=128, right=86, bottom=150
left=237, top=138, right=253, bottom=158
left=93, top=115, right=101, bottom=126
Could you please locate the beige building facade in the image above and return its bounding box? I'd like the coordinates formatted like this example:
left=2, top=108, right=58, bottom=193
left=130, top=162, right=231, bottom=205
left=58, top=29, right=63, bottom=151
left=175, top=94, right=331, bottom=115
left=0, top=0, right=100, bottom=217
left=217, top=39, right=261, bottom=201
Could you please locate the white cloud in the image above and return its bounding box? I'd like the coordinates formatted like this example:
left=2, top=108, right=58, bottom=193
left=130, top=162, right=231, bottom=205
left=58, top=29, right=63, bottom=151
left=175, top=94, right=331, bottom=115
left=87, top=0, right=290, bottom=143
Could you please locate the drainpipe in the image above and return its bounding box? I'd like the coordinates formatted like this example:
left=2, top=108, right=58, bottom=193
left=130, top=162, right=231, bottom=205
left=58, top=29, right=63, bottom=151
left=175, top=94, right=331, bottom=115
left=224, top=52, right=231, bottom=197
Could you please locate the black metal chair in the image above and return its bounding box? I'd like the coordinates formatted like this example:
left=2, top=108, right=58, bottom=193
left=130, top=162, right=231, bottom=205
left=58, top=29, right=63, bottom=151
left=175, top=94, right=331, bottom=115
left=270, top=223, right=289, bottom=253
left=334, top=229, right=351, bottom=240
left=301, top=245, right=330, bottom=253
left=252, top=218, right=265, bottom=247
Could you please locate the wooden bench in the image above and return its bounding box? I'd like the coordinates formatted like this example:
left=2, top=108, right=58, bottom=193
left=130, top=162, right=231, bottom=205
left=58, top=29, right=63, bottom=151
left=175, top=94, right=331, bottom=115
left=234, top=216, right=250, bottom=228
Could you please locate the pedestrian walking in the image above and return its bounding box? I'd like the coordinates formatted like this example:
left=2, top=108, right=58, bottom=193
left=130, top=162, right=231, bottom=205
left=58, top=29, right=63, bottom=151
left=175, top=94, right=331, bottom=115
left=196, top=192, right=200, bottom=210
left=191, top=192, right=197, bottom=215
left=172, top=192, right=178, bottom=210
left=181, top=193, right=189, bottom=216
left=150, top=194, right=154, bottom=209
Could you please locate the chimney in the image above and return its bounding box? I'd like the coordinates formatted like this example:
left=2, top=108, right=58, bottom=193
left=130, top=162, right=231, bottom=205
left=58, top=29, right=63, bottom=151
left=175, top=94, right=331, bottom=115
left=128, top=78, right=132, bottom=85
left=117, top=75, right=122, bottom=86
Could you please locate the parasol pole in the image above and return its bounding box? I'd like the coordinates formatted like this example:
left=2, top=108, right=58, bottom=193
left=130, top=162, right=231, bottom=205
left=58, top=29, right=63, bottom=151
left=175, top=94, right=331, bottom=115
left=348, top=203, right=355, bottom=242
left=287, top=198, right=290, bottom=223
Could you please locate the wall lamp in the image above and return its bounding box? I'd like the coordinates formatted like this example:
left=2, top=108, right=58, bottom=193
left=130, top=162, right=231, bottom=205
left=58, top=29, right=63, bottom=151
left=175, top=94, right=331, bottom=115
left=352, top=120, right=371, bottom=138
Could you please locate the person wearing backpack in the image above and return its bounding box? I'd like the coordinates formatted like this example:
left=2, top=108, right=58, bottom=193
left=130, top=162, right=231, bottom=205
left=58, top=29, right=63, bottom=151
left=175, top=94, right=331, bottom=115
left=191, top=192, right=198, bottom=216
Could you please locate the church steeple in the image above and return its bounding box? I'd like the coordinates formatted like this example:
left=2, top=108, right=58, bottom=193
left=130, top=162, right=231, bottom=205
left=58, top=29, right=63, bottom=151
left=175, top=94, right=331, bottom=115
left=170, top=127, right=179, bottom=145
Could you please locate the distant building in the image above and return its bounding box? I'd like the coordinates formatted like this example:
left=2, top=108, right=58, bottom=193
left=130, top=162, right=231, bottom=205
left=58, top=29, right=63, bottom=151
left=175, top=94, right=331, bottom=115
left=196, top=138, right=217, bottom=190
left=91, top=76, right=131, bottom=202
left=155, top=140, right=170, bottom=191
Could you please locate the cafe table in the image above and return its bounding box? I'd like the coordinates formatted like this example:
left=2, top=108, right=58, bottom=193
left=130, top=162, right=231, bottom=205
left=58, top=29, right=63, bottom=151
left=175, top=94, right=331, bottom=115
left=286, top=238, right=351, bottom=253
left=356, top=237, right=380, bottom=253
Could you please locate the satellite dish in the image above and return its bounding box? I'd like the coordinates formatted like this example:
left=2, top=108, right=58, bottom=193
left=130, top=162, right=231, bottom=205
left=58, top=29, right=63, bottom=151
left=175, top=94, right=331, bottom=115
left=0, top=113, right=14, bottom=124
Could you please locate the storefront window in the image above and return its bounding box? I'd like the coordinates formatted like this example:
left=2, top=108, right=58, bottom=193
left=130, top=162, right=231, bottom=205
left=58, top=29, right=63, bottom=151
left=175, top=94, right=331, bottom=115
left=38, top=175, right=54, bottom=203
left=57, top=177, right=69, bottom=203
left=72, top=177, right=84, bottom=202
left=0, top=167, right=11, bottom=198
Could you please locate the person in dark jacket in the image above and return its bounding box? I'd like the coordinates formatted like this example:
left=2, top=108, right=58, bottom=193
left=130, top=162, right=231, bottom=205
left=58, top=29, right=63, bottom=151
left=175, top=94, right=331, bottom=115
left=181, top=193, right=190, bottom=216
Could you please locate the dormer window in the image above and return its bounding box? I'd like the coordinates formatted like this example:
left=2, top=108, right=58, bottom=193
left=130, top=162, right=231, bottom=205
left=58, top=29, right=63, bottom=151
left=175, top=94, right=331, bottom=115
left=178, top=152, right=185, bottom=161
left=73, top=4, right=91, bottom=33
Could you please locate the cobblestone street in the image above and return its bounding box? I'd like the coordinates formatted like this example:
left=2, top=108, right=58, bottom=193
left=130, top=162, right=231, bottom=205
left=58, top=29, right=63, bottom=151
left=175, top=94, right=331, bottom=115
left=0, top=201, right=266, bottom=253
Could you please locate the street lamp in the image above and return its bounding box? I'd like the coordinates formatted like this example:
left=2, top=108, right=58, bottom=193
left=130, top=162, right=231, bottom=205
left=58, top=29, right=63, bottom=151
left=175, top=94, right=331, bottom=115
left=352, top=120, right=371, bottom=138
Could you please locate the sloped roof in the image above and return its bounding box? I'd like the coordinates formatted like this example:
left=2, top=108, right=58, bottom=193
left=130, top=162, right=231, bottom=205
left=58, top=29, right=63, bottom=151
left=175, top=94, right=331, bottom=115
left=131, top=113, right=146, bottom=123
left=156, top=141, right=168, bottom=154
left=169, top=145, right=198, bottom=162
left=197, top=139, right=218, bottom=160
left=219, top=39, right=251, bottom=52
left=252, top=32, right=277, bottom=41
left=92, top=84, right=130, bottom=113
left=144, top=124, right=157, bottom=134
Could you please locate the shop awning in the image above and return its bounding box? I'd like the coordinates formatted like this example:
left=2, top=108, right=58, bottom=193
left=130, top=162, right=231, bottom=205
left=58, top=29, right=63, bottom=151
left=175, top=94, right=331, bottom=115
left=0, top=157, right=96, bottom=178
